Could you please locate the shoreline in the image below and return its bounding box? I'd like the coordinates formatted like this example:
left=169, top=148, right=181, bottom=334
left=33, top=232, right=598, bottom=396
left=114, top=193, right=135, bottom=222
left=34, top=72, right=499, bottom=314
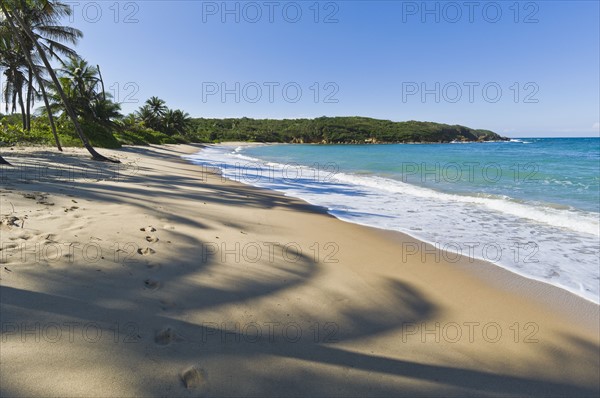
left=192, top=142, right=600, bottom=308
left=370, top=226, right=600, bottom=332
left=1, top=144, right=598, bottom=397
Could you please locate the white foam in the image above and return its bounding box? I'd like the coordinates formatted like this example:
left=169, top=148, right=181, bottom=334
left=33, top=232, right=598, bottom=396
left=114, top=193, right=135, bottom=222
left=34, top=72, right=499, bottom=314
left=509, top=139, right=533, bottom=144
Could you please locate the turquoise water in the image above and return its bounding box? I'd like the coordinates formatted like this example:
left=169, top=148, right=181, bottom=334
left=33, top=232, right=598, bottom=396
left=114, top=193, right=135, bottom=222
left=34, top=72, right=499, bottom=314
left=243, top=138, right=600, bottom=214
left=187, top=138, right=600, bottom=303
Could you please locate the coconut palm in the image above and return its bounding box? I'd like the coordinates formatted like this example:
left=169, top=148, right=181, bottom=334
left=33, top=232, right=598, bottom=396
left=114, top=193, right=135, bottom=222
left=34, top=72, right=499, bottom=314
left=59, top=58, right=99, bottom=99
left=135, top=105, right=158, bottom=128
left=1, top=0, right=116, bottom=161
left=121, top=113, right=137, bottom=127
left=45, top=57, right=123, bottom=129
left=0, top=0, right=81, bottom=150
left=90, top=97, right=122, bottom=127
left=1, top=17, right=60, bottom=149
left=0, top=30, right=28, bottom=128
left=146, top=96, right=167, bottom=118
left=165, top=109, right=191, bottom=135
left=7, top=0, right=81, bottom=133
left=163, top=109, right=176, bottom=133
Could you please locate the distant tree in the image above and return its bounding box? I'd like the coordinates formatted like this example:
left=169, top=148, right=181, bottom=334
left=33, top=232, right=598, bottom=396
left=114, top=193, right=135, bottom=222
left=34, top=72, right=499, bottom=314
left=164, top=108, right=191, bottom=135
left=146, top=96, right=167, bottom=118
left=47, top=56, right=122, bottom=127
left=135, top=105, right=158, bottom=128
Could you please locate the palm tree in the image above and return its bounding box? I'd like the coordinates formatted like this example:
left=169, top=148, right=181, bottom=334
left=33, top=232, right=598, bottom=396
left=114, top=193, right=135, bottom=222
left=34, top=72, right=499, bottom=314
left=21, top=0, right=80, bottom=129
left=135, top=105, right=158, bottom=127
left=146, top=96, right=167, bottom=118
left=0, top=31, right=28, bottom=128
left=169, top=109, right=191, bottom=135
left=121, top=113, right=137, bottom=126
left=5, top=0, right=81, bottom=137
left=0, top=0, right=81, bottom=150
left=59, top=58, right=99, bottom=98
left=30, top=62, right=62, bottom=150
left=135, top=99, right=191, bottom=135
left=90, top=97, right=122, bottom=128
left=53, top=57, right=98, bottom=117
left=1, top=0, right=116, bottom=162
left=1, top=13, right=61, bottom=149
left=45, top=57, right=123, bottom=130
left=163, top=109, right=176, bottom=132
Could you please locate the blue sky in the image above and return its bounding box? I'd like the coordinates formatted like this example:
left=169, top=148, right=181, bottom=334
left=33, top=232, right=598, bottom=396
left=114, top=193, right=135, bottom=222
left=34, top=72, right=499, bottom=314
left=39, top=1, right=600, bottom=136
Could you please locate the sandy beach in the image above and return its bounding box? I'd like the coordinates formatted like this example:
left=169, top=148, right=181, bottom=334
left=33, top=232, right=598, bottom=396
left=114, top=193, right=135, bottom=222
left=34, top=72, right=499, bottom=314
left=1, top=144, right=598, bottom=397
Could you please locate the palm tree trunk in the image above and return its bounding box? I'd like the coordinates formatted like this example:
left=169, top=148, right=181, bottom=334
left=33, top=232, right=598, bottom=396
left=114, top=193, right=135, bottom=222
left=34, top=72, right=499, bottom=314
left=39, top=82, right=62, bottom=151
left=26, top=69, right=32, bottom=131
left=17, top=86, right=26, bottom=129
left=0, top=4, right=118, bottom=163
left=32, top=71, right=62, bottom=151
left=17, top=43, right=63, bottom=151
left=97, top=64, right=106, bottom=101
left=11, top=89, right=17, bottom=114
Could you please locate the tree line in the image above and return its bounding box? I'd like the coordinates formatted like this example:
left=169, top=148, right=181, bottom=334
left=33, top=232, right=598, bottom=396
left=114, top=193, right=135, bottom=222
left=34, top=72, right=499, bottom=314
left=188, top=117, right=508, bottom=144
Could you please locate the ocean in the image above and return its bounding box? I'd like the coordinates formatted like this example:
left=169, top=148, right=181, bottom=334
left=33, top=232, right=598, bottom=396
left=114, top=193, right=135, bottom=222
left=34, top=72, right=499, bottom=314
left=185, top=138, right=600, bottom=303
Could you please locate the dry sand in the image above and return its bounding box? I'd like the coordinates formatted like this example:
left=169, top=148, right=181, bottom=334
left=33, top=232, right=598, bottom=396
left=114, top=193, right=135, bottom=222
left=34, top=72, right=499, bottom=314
left=0, top=144, right=598, bottom=397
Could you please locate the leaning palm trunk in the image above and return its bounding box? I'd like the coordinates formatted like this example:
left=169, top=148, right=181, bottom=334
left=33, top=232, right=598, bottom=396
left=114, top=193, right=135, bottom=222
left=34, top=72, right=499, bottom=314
left=17, top=86, right=26, bottom=129
left=8, top=16, right=62, bottom=150
left=97, top=64, right=106, bottom=101
left=30, top=66, right=62, bottom=151
left=0, top=3, right=117, bottom=163
left=17, top=37, right=63, bottom=150
left=39, top=81, right=62, bottom=151
left=26, top=69, right=32, bottom=131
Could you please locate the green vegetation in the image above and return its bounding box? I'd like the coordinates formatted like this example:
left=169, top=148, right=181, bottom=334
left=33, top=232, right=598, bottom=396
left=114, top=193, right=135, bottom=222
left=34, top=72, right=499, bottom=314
left=187, top=117, right=508, bottom=144
left=1, top=112, right=508, bottom=148
left=1, top=1, right=506, bottom=163
left=0, top=110, right=506, bottom=148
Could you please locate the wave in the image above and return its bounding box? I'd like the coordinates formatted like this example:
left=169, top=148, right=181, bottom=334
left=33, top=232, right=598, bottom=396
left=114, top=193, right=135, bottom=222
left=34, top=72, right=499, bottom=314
left=333, top=173, right=599, bottom=236
left=509, top=139, right=533, bottom=144
left=212, top=147, right=599, bottom=237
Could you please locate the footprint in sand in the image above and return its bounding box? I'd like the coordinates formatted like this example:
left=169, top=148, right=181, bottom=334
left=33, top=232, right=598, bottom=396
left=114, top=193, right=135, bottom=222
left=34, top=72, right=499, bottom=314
left=143, top=278, right=160, bottom=290
left=64, top=206, right=79, bottom=213
left=45, top=234, right=58, bottom=242
left=181, top=367, right=207, bottom=390
left=0, top=216, right=21, bottom=228
left=145, top=236, right=159, bottom=243
left=9, top=233, right=32, bottom=241
left=154, top=327, right=178, bottom=346
left=138, top=247, right=156, bottom=256
left=140, top=226, right=157, bottom=233
left=24, top=193, right=52, bottom=205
